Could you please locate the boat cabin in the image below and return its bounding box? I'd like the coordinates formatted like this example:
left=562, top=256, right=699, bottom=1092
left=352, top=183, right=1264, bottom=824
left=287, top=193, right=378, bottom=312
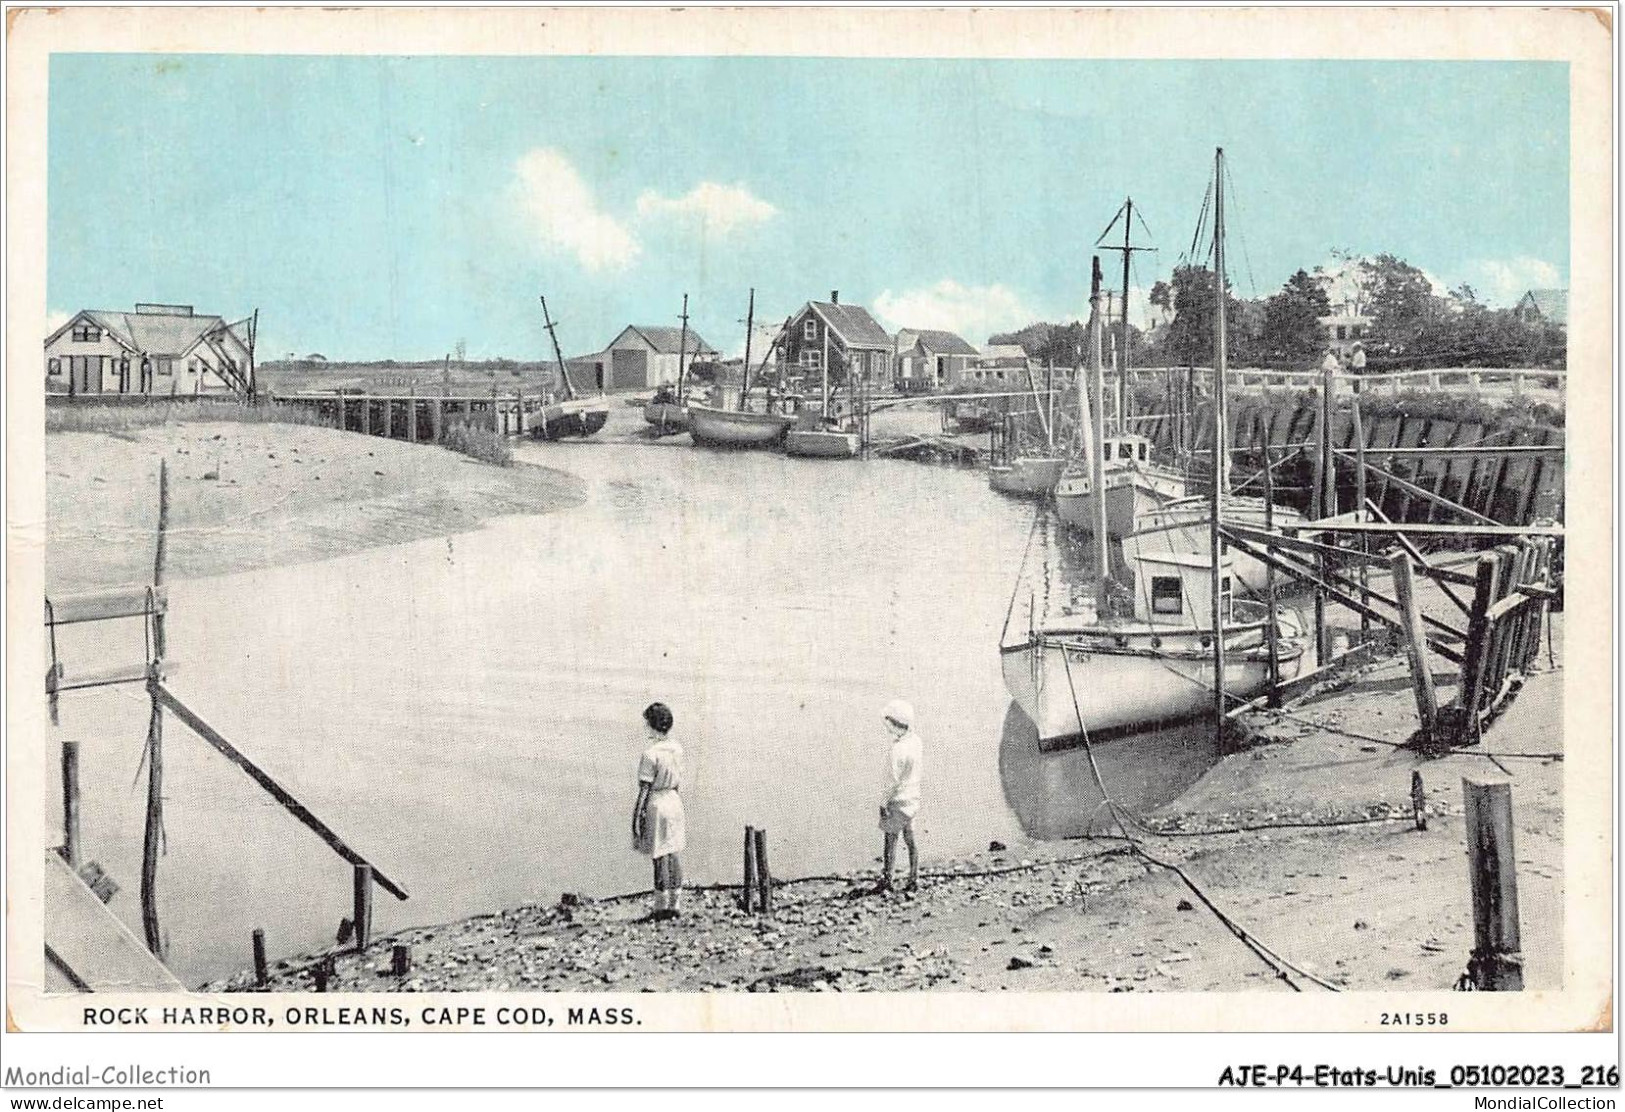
left=1102, top=433, right=1154, bottom=467
left=1128, top=550, right=1234, bottom=629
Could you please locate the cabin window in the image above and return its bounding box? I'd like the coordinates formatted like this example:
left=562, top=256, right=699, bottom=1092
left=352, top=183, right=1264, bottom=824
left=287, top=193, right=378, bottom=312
left=1137, top=442, right=1148, bottom=462
left=1118, top=442, right=1134, bottom=459
left=71, top=323, right=101, bottom=342
left=803, top=319, right=817, bottom=341
left=800, top=350, right=820, bottom=368
left=156, top=357, right=174, bottom=376
left=47, top=358, right=60, bottom=376
left=1150, top=576, right=1183, bottom=616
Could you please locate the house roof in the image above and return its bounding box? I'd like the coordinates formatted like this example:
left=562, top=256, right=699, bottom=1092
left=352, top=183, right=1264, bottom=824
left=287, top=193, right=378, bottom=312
left=808, top=302, right=893, bottom=349
left=1520, top=288, right=1568, bottom=325
left=50, top=308, right=248, bottom=357
left=619, top=325, right=719, bottom=356
left=906, top=328, right=978, bottom=356
left=980, top=343, right=1028, bottom=360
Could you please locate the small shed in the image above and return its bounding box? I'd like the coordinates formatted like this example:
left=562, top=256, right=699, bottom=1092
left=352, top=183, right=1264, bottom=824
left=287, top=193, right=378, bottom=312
left=599, top=325, right=720, bottom=391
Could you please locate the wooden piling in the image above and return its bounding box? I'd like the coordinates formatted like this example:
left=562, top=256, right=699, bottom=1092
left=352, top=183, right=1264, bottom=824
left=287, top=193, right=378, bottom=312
left=1352, top=395, right=1370, bottom=635
left=1462, top=777, right=1523, bottom=990
left=1391, top=552, right=1438, bottom=734
left=384, top=399, right=394, bottom=439
left=753, top=827, right=772, bottom=915
left=431, top=399, right=443, bottom=443
left=1411, top=770, right=1427, bottom=831
left=391, top=943, right=412, bottom=976
left=352, top=864, right=373, bottom=952
left=1262, top=446, right=1281, bottom=705
left=252, top=928, right=269, bottom=987
left=60, top=740, right=81, bottom=868
left=408, top=390, right=419, bottom=443
left=140, top=461, right=170, bottom=958
left=742, top=825, right=757, bottom=912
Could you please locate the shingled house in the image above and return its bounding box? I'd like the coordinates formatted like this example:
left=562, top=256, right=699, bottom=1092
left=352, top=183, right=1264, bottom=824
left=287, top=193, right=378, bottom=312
left=46, top=304, right=254, bottom=395
left=779, top=293, right=893, bottom=387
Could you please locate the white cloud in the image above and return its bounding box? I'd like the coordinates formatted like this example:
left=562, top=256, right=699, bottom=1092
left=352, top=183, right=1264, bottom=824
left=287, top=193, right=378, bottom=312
left=872, top=280, right=1037, bottom=343
left=1467, top=256, right=1563, bottom=307
left=513, top=148, right=640, bottom=273
left=635, top=182, right=778, bottom=237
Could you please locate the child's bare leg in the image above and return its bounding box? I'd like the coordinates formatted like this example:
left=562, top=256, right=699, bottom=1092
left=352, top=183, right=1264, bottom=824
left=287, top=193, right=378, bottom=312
left=668, top=855, right=683, bottom=910
left=881, top=831, right=898, bottom=888
left=902, top=823, right=919, bottom=889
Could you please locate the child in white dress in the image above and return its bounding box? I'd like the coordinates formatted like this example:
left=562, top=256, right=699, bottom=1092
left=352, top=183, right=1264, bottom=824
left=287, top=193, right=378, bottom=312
left=632, top=702, right=686, bottom=921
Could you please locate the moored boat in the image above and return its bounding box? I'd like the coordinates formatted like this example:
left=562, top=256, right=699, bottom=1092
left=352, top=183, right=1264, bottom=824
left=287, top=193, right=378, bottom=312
left=989, top=454, right=1067, bottom=497
left=1054, top=433, right=1187, bottom=537
left=1128, top=495, right=1307, bottom=596
left=534, top=295, right=609, bottom=440
left=688, top=404, right=794, bottom=449
left=999, top=549, right=1307, bottom=747
left=785, top=425, right=860, bottom=458
left=643, top=386, right=689, bottom=433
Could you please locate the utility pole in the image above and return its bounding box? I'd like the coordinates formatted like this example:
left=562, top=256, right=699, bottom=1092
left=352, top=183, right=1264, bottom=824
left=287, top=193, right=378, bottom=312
left=677, top=293, right=690, bottom=407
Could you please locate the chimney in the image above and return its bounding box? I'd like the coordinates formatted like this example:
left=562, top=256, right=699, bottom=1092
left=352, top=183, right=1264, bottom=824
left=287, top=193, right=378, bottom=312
left=830, top=290, right=839, bottom=305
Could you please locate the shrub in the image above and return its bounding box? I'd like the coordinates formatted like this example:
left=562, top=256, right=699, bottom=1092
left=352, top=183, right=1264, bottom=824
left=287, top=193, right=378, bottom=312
left=439, top=419, right=513, bottom=466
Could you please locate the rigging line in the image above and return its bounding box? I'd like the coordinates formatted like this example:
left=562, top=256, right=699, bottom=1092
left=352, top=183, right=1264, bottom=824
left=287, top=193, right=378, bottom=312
left=999, top=505, right=1046, bottom=646
left=1134, top=204, right=1157, bottom=248
left=1222, top=160, right=1262, bottom=299
left=1095, top=199, right=1130, bottom=248
left=1187, top=177, right=1214, bottom=262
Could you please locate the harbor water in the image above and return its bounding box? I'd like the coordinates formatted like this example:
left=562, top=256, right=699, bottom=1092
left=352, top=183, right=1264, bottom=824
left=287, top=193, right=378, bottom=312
left=53, top=425, right=1223, bottom=985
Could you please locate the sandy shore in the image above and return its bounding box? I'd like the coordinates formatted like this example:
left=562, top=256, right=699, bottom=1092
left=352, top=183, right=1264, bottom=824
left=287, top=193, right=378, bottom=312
left=212, top=620, right=1564, bottom=994
left=46, top=421, right=585, bottom=592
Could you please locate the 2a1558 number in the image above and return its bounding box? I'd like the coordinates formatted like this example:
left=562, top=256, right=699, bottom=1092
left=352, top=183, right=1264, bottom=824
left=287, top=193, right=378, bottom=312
left=1381, top=1012, right=1448, bottom=1026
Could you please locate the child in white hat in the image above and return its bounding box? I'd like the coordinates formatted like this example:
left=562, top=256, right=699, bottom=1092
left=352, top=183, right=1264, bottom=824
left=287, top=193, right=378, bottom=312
left=876, top=699, right=922, bottom=893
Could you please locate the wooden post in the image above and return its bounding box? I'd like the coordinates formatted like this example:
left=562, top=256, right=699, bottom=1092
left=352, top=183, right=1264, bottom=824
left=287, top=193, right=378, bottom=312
left=1462, top=777, right=1523, bottom=990
left=741, top=825, right=757, bottom=912
left=431, top=399, right=443, bottom=443
left=515, top=390, right=524, bottom=437
left=60, top=740, right=81, bottom=868
left=408, top=389, right=418, bottom=443
left=1352, top=394, right=1370, bottom=636
left=314, top=955, right=335, bottom=992
left=252, top=928, right=269, bottom=987
left=1411, top=770, right=1427, bottom=831
left=753, top=827, right=772, bottom=915
left=352, top=864, right=373, bottom=952
left=384, top=398, right=394, bottom=439
left=1262, top=446, right=1281, bottom=706
left=1391, top=552, right=1438, bottom=735
left=141, top=461, right=170, bottom=958
left=391, top=943, right=412, bottom=976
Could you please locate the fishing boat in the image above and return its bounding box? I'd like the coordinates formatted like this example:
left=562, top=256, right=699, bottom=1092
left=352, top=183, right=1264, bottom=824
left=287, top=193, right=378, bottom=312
left=1129, top=495, right=1307, bottom=596
left=643, top=293, right=695, bottom=435
left=988, top=364, right=1067, bottom=497
left=688, top=289, right=797, bottom=450
left=533, top=295, right=609, bottom=440
left=784, top=315, right=860, bottom=459
left=999, top=548, right=1308, bottom=746
left=1053, top=433, right=1187, bottom=536
left=643, top=386, right=689, bottom=433
left=688, top=404, right=794, bottom=448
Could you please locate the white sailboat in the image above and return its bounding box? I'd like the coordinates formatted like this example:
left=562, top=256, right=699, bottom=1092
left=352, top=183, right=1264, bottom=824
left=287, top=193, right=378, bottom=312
left=1053, top=432, right=1187, bottom=537
left=1001, top=148, right=1306, bottom=746
left=988, top=363, right=1067, bottom=497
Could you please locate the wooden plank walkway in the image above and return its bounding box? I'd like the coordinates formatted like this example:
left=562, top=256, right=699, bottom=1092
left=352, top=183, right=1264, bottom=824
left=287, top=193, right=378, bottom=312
left=44, top=851, right=183, bottom=992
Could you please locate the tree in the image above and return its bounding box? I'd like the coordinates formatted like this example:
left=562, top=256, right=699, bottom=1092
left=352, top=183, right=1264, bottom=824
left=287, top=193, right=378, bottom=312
left=1361, top=253, right=1441, bottom=355
left=1158, top=265, right=1262, bottom=367
left=1260, top=269, right=1332, bottom=365
left=1148, top=280, right=1173, bottom=323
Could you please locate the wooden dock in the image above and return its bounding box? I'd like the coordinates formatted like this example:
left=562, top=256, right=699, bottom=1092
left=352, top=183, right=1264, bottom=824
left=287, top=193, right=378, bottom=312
left=269, top=390, right=550, bottom=442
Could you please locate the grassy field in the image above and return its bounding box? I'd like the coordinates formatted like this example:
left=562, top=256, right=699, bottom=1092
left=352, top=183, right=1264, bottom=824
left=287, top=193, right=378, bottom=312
left=260, top=360, right=563, bottom=397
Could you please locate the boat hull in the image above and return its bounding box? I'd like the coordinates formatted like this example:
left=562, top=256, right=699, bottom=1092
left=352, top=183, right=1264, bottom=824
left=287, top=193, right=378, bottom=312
left=688, top=406, right=793, bottom=449
left=1000, top=625, right=1304, bottom=746
left=785, top=429, right=860, bottom=458
left=989, top=455, right=1067, bottom=498
left=1055, top=467, right=1186, bottom=538
left=533, top=402, right=609, bottom=440
left=643, top=402, right=690, bottom=432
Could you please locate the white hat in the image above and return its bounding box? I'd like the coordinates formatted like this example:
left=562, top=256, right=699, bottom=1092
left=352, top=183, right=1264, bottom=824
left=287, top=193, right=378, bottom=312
left=881, top=699, right=913, bottom=729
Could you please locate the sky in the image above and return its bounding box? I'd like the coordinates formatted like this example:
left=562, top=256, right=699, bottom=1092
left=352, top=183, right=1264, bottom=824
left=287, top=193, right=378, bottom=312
left=47, top=55, right=1568, bottom=360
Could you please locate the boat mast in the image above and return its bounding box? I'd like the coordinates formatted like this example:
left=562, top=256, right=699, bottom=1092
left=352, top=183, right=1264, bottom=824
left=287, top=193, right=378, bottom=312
left=738, top=288, right=755, bottom=411
left=1099, top=197, right=1154, bottom=440
left=540, top=296, right=575, bottom=402
left=676, top=293, right=690, bottom=407
left=1088, top=255, right=1110, bottom=589
left=1209, top=147, right=1229, bottom=739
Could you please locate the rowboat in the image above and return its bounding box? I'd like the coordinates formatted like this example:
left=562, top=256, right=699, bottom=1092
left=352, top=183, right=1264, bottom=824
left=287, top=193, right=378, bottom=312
left=688, top=405, right=793, bottom=449
left=643, top=400, right=689, bottom=432
left=785, top=426, right=860, bottom=458
left=1000, top=549, right=1307, bottom=747
left=1054, top=433, right=1187, bottom=538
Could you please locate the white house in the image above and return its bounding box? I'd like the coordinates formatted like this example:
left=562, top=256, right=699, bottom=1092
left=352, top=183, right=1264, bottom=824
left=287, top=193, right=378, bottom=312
left=591, top=325, right=721, bottom=392
left=46, top=304, right=254, bottom=395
